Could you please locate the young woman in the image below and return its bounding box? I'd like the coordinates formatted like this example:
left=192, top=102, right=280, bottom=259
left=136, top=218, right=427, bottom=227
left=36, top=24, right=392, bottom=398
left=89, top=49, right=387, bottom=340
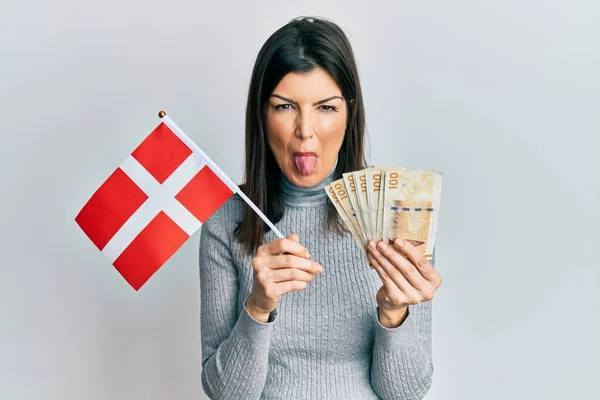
left=199, top=16, right=441, bottom=400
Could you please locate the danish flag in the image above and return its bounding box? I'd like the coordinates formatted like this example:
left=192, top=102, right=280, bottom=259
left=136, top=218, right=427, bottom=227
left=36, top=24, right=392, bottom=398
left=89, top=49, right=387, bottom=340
left=75, top=114, right=236, bottom=290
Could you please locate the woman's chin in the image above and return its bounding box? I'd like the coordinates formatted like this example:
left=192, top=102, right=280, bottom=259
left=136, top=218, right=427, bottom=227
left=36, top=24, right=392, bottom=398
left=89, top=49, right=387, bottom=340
left=289, top=170, right=323, bottom=187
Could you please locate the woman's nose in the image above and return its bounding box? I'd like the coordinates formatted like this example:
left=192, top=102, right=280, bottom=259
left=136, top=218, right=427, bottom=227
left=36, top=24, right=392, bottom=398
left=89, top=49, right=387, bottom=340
left=295, top=111, right=315, bottom=139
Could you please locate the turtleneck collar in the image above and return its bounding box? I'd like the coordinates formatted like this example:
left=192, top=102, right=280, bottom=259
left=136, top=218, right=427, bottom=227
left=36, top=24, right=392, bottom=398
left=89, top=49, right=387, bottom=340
left=280, top=156, right=339, bottom=207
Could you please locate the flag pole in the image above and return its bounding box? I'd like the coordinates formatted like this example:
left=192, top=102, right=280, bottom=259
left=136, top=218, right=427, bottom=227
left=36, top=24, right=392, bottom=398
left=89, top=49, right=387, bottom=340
left=158, top=111, right=285, bottom=239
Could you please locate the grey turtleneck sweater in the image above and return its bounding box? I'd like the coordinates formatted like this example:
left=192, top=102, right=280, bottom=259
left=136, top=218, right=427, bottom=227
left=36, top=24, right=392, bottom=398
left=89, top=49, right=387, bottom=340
left=198, top=166, right=435, bottom=400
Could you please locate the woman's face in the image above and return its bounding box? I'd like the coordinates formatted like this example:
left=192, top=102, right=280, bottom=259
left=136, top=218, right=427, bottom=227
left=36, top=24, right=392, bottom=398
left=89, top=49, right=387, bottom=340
left=265, top=67, right=347, bottom=187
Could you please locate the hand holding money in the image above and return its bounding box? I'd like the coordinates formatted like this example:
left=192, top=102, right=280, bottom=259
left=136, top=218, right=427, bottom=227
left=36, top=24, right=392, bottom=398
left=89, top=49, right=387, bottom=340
left=325, top=165, right=443, bottom=327
left=366, top=237, right=442, bottom=327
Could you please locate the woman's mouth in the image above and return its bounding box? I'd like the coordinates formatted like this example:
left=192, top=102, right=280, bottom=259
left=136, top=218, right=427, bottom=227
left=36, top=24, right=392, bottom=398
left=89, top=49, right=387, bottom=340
left=293, top=152, right=318, bottom=175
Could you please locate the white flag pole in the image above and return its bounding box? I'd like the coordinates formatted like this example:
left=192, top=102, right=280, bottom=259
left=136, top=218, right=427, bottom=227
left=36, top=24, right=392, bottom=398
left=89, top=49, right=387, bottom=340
left=158, top=111, right=285, bottom=239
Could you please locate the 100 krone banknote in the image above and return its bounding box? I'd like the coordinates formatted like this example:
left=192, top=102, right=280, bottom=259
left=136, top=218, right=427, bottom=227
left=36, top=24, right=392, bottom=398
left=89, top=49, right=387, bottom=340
left=381, top=169, right=442, bottom=260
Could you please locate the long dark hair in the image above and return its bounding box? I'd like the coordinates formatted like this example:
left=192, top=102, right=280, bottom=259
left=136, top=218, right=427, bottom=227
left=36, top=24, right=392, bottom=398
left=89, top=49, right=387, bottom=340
left=234, top=16, right=367, bottom=255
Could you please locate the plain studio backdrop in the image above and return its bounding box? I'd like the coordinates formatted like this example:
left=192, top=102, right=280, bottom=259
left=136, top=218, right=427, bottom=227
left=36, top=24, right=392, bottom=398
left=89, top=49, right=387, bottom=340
left=1, top=1, right=598, bottom=399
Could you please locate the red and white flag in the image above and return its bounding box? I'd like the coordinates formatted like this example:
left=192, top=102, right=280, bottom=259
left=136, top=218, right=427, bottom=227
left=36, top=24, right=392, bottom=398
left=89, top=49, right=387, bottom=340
left=75, top=113, right=257, bottom=290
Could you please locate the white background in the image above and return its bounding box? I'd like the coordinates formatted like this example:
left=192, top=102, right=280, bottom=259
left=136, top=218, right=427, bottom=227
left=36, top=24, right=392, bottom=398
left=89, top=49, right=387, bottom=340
left=1, top=1, right=599, bottom=399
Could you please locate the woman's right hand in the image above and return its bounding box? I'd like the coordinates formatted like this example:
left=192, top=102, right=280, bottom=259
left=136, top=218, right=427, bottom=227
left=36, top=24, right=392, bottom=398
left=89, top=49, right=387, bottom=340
left=246, top=233, right=323, bottom=322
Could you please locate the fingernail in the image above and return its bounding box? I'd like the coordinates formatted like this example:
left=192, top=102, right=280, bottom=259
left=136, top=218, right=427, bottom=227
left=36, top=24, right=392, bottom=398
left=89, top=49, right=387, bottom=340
left=368, top=241, right=376, bottom=250
left=395, top=238, right=405, bottom=247
left=377, top=241, right=388, bottom=250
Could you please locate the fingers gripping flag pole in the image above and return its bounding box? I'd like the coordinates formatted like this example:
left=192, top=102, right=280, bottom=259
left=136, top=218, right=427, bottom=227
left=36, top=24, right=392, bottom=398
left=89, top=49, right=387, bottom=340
left=75, top=111, right=284, bottom=290
left=159, top=111, right=285, bottom=239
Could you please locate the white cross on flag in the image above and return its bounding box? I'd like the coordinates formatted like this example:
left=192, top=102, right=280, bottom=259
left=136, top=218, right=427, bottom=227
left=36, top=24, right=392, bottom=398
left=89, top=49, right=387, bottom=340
left=75, top=114, right=238, bottom=290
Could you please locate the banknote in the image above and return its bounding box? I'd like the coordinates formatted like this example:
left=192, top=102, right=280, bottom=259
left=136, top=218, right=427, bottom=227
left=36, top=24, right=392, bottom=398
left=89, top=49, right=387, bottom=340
left=353, top=170, right=373, bottom=241
left=365, top=168, right=383, bottom=241
left=324, top=183, right=367, bottom=256
left=381, top=169, right=442, bottom=259
left=342, top=172, right=369, bottom=243
left=365, top=166, right=406, bottom=241
left=329, top=177, right=366, bottom=247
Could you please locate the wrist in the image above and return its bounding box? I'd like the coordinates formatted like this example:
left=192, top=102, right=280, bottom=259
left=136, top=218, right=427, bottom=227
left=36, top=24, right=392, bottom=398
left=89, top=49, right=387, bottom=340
left=378, top=306, right=409, bottom=329
left=245, top=296, right=272, bottom=323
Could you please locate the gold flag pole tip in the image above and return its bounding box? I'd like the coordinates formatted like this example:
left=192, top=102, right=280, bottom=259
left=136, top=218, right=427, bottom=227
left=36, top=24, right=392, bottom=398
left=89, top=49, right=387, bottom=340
left=158, top=110, right=166, bottom=118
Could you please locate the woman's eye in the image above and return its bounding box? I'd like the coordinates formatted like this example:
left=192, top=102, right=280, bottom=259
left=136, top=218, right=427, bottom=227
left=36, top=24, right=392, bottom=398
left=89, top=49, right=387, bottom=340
left=273, top=104, right=337, bottom=112
left=320, top=105, right=338, bottom=112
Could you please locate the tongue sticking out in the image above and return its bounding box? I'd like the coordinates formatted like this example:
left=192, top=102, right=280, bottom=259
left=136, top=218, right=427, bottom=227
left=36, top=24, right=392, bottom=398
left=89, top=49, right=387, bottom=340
left=294, top=154, right=318, bottom=175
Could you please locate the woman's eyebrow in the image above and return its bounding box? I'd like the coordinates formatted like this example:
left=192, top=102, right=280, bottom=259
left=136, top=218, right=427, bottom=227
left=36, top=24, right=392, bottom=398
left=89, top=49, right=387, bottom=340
left=270, top=94, right=344, bottom=106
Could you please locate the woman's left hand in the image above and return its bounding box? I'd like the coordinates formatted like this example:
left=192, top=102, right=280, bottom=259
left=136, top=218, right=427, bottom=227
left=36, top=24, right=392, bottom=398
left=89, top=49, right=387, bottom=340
left=367, top=238, right=442, bottom=325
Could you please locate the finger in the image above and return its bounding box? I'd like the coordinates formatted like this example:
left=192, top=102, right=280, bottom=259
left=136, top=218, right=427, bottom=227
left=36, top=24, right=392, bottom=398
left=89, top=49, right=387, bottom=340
left=368, top=241, right=422, bottom=303
left=373, top=240, right=429, bottom=292
left=272, top=280, right=309, bottom=296
left=270, top=268, right=317, bottom=283
left=366, top=252, right=381, bottom=269
left=392, top=239, right=439, bottom=284
left=370, top=257, right=406, bottom=303
left=259, top=235, right=310, bottom=258
left=270, top=254, right=323, bottom=274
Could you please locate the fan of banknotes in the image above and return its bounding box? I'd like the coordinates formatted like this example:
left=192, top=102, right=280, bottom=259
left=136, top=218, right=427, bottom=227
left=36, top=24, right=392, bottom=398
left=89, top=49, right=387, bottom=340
left=324, top=167, right=442, bottom=261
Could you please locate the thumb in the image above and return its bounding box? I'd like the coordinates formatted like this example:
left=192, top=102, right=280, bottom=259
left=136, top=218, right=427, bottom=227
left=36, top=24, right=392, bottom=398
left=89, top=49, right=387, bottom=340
left=288, top=233, right=300, bottom=243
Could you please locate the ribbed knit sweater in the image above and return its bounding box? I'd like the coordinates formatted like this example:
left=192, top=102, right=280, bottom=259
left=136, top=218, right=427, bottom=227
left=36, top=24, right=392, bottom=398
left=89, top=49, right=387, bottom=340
left=198, top=166, right=435, bottom=400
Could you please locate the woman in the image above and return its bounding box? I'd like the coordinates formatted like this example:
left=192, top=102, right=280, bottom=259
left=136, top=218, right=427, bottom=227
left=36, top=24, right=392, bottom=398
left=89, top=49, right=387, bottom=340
left=199, top=16, right=442, bottom=400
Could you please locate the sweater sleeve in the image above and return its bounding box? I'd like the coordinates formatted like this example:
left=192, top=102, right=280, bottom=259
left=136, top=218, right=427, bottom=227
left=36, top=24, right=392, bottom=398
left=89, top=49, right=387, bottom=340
left=370, top=252, right=436, bottom=400
left=199, top=213, right=276, bottom=400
